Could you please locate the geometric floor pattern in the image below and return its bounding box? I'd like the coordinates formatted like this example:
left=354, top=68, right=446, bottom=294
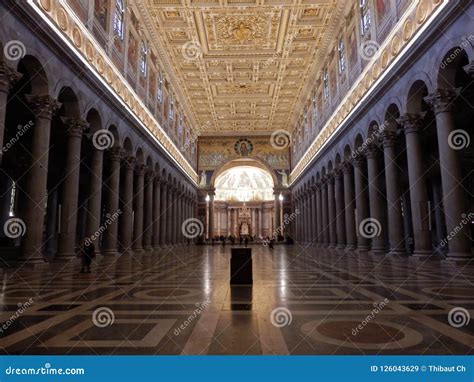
left=1, top=245, right=473, bottom=355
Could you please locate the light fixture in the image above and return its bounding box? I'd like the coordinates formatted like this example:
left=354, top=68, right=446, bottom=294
left=205, top=194, right=210, bottom=203
left=279, top=193, right=284, bottom=202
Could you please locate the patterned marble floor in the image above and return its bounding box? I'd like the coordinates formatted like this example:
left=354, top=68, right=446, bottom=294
left=1, top=245, right=473, bottom=355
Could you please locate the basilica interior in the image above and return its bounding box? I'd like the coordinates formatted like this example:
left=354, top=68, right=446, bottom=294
left=0, top=0, right=473, bottom=355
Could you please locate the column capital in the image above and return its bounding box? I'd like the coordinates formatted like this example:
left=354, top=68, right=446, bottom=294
left=0, top=62, right=22, bottom=92
left=60, top=117, right=89, bottom=138
left=334, top=167, right=343, bottom=179
left=424, top=88, right=460, bottom=114
left=326, top=175, right=335, bottom=185
left=145, top=171, right=156, bottom=183
left=135, top=164, right=147, bottom=176
left=397, top=113, right=425, bottom=134
left=108, top=147, right=123, bottom=162
left=364, top=143, right=380, bottom=159
left=123, top=156, right=136, bottom=170
left=381, top=129, right=399, bottom=148
left=342, top=161, right=353, bottom=174
left=351, top=154, right=366, bottom=168
left=153, top=175, right=162, bottom=185
left=25, top=94, right=61, bottom=120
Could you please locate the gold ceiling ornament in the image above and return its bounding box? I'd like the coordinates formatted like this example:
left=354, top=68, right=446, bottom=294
left=141, top=1, right=335, bottom=134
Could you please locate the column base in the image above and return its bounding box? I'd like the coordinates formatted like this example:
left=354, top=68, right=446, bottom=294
left=387, top=249, right=409, bottom=257
left=54, top=251, right=77, bottom=260
left=412, top=250, right=433, bottom=258
left=133, top=248, right=144, bottom=253
left=356, top=247, right=370, bottom=255
left=144, top=246, right=153, bottom=252
left=368, top=248, right=388, bottom=256
left=446, top=251, right=473, bottom=262
left=102, top=250, right=120, bottom=256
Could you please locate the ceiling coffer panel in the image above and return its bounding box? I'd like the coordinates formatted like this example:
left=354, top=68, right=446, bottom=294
left=142, top=0, right=341, bottom=135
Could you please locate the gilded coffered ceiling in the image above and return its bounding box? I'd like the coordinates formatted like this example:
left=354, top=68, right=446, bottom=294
left=138, top=0, right=345, bottom=135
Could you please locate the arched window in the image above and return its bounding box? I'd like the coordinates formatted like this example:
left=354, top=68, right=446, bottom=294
left=311, top=92, right=317, bottom=125
left=157, top=72, right=163, bottom=103
left=113, top=0, right=125, bottom=40
left=323, top=68, right=329, bottom=100
left=359, top=0, right=371, bottom=35
left=338, top=37, right=346, bottom=74
left=140, top=42, right=148, bottom=76
left=168, top=95, right=174, bottom=120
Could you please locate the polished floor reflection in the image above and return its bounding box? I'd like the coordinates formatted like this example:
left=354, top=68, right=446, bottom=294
left=1, top=245, right=473, bottom=355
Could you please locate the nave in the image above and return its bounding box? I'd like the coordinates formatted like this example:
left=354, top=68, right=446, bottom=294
left=1, top=246, right=473, bottom=355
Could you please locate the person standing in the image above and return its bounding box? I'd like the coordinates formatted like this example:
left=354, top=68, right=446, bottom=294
left=80, top=240, right=95, bottom=273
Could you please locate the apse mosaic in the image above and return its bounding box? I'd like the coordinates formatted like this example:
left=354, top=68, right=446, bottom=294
left=198, top=137, right=290, bottom=171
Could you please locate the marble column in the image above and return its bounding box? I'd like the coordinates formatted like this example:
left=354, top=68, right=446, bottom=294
left=304, top=193, right=310, bottom=243
left=321, top=179, right=329, bottom=246
left=342, top=162, right=356, bottom=249
left=152, top=177, right=161, bottom=249
left=382, top=130, right=406, bottom=255
left=143, top=171, right=154, bottom=251
left=227, top=208, right=231, bottom=236
left=120, top=156, right=135, bottom=254
left=327, top=176, right=337, bottom=248
left=84, top=142, right=104, bottom=254
left=159, top=181, right=168, bottom=246
left=365, top=144, right=387, bottom=255
left=397, top=114, right=432, bottom=257
left=166, top=184, right=174, bottom=245
left=311, top=185, right=318, bottom=245
left=102, top=148, right=122, bottom=255
left=56, top=118, right=88, bottom=258
left=334, top=169, right=346, bottom=250
left=425, top=89, right=472, bottom=260
left=132, top=165, right=145, bottom=252
left=352, top=156, right=370, bottom=252
left=22, top=96, right=61, bottom=260
left=316, top=183, right=323, bottom=246
left=208, top=192, right=215, bottom=240
left=274, top=192, right=281, bottom=238
left=258, top=208, right=263, bottom=237
left=0, top=62, right=21, bottom=165
left=173, top=192, right=180, bottom=245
